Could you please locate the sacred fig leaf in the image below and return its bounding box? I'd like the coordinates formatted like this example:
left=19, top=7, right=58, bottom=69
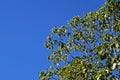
left=112, top=63, right=117, bottom=70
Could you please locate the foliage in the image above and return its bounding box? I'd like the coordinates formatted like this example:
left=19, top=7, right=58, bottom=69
left=39, top=0, right=120, bottom=80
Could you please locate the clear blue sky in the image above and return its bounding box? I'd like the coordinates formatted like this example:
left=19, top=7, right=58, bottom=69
left=0, top=0, right=104, bottom=80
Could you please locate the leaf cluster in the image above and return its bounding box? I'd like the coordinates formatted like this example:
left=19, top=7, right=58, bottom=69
left=39, top=0, right=120, bottom=80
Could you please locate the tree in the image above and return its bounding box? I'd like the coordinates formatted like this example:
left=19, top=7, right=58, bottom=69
left=39, top=0, right=120, bottom=80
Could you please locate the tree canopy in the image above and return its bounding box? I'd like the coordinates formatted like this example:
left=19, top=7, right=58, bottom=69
left=39, top=0, right=120, bottom=80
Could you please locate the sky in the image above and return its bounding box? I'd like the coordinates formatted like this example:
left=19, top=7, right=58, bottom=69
left=0, top=0, right=104, bottom=80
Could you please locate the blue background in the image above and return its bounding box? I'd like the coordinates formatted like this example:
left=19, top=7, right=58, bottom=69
left=0, top=0, right=104, bottom=80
